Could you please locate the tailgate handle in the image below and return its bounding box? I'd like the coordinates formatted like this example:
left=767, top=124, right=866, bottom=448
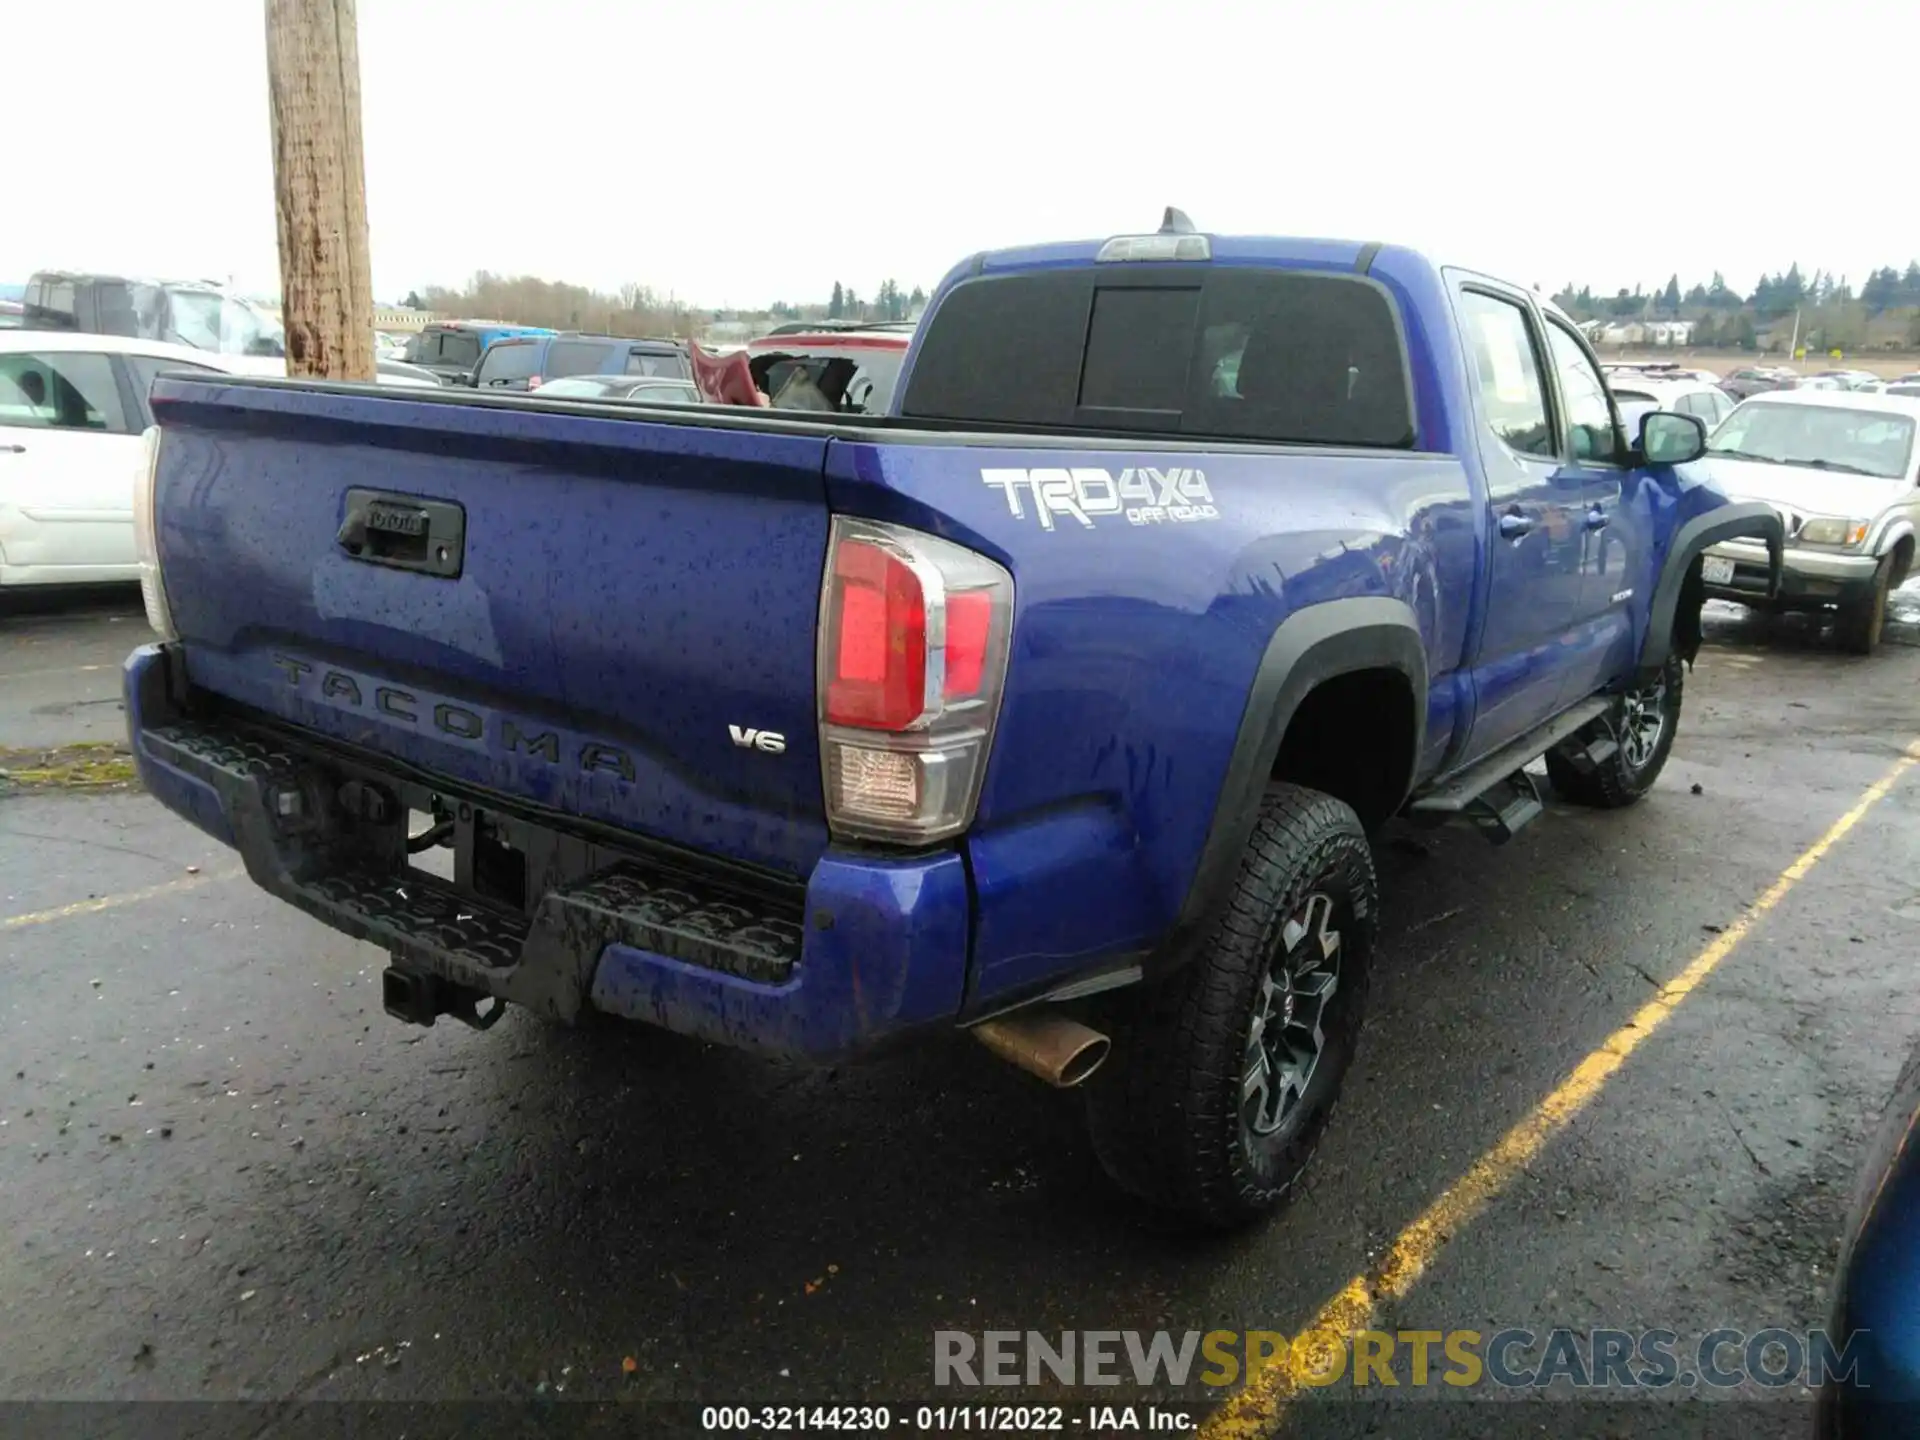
left=338, top=489, right=465, bottom=578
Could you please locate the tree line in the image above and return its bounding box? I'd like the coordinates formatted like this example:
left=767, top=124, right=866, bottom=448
left=824, top=280, right=925, bottom=323
left=402, top=275, right=699, bottom=338
left=398, top=276, right=930, bottom=335
left=1552, top=261, right=1920, bottom=351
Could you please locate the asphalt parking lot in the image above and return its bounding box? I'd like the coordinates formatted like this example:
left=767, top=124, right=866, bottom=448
left=5, top=583, right=1920, bottom=1438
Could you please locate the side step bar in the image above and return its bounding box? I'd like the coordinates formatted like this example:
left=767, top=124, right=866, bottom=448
left=1408, top=697, right=1612, bottom=844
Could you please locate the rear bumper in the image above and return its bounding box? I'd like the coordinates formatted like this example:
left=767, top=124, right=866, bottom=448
left=1703, top=537, right=1879, bottom=606
left=125, top=643, right=969, bottom=1060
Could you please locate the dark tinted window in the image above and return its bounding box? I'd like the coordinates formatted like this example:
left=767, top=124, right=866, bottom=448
left=545, top=339, right=619, bottom=379
left=1079, top=288, right=1197, bottom=412
left=626, top=348, right=691, bottom=379
left=1190, top=270, right=1411, bottom=445
left=902, top=271, right=1098, bottom=427
left=902, top=267, right=1413, bottom=446
left=1457, top=290, right=1553, bottom=457
left=475, top=340, right=539, bottom=383
left=436, top=331, right=481, bottom=368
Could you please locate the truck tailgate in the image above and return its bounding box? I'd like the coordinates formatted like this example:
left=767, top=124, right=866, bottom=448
left=149, top=380, right=832, bottom=876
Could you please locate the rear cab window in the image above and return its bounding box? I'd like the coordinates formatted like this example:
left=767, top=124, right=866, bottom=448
left=474, top=340, right=539, bottom=386
left=899, top=266, right=1415, bottom=447
left=24, top=278, right=79, bottom=329
left=544, top=339, right=620, bottom=380
left=626, top=347, right=691, bottom=380
left=436, top=331, right=482, bottom=370
left=410, top=329, right=482, bottom=370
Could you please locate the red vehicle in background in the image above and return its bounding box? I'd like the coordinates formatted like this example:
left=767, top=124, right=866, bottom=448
left=690, top=322, right=915, bottom=413
left=708, top=322, right=916, bottom=412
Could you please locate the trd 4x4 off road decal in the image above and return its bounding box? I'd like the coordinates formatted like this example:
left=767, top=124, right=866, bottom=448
left=981, top=467, right=1219, bottom=531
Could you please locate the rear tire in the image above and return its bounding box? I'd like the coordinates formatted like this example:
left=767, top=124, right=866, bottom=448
left=1545, top=654, right=1684, bottom=808
left=1084, top=784, right=1375, bottom=1230
left=1835, top=558, right=1890, bottom=656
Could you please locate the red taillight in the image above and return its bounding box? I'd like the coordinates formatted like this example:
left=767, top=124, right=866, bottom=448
left=826, top=538, right=927, bottom=730
left=944, top=591, right=992, bottom=699
left=817, top=518, right=1015, bottom=844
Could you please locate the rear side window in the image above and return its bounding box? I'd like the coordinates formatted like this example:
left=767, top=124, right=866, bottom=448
left=475, top=340, right=538, bottom=384
left=626, top=348, right=690, bottom=379
left=901, top=267, right=1415, bottom=447
left=545, top=339, right=619, bottom=379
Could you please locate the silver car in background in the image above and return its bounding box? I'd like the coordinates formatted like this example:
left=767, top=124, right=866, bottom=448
left=1696, top=391, right=1920, bottom=652
left=1604, top=367, right=1736, bottom=436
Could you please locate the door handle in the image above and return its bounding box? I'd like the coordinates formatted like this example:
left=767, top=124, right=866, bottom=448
left=0, top=443, right=24, bottom=455
left=1498, top=510, right=1535, bottom=539
left=1584, top=507, right=1610, bottom=530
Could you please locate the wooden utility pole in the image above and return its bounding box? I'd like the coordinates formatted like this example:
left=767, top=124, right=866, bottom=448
left=264, top=0, right=374, bottom=380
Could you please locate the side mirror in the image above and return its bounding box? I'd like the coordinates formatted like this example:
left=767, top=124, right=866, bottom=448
left=1639, top=411, right=1707, bottom=466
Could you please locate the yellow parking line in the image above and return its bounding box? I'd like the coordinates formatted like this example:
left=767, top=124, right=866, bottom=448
left=1, top=867, right=243, bottom=931
left=1203, top=738, right=1920, bottom=1439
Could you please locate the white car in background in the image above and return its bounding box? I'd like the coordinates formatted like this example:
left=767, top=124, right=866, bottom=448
left=0, top=332, right=433, bottom=590
left=1602, top=366, right=1736, bottom=434
left=1696, top=390, right=1920, bottom=653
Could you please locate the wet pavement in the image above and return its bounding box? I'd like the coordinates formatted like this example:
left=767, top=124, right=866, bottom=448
left=0, top=586, right=147, bottom=750
left=3, top=586, right=1920, bottom=1437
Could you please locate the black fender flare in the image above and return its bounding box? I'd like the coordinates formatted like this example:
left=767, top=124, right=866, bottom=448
left=1149, top=596, right=1427, bottom=979
left=1639, top=501, right=1783, bottom=678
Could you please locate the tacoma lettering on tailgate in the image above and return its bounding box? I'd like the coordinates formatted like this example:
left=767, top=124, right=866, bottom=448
left=267, top=654, right=639, bottom=780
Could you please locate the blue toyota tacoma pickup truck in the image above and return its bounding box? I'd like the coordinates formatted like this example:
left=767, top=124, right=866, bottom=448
left=124, top=212, right=1781, bottom=1229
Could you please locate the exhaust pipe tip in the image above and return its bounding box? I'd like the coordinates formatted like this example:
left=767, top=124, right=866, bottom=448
left=972, top=1014, right=1111, bottom=1089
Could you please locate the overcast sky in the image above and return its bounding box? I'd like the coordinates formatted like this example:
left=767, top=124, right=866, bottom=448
left=9, top=0, right=1913, bottom=307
